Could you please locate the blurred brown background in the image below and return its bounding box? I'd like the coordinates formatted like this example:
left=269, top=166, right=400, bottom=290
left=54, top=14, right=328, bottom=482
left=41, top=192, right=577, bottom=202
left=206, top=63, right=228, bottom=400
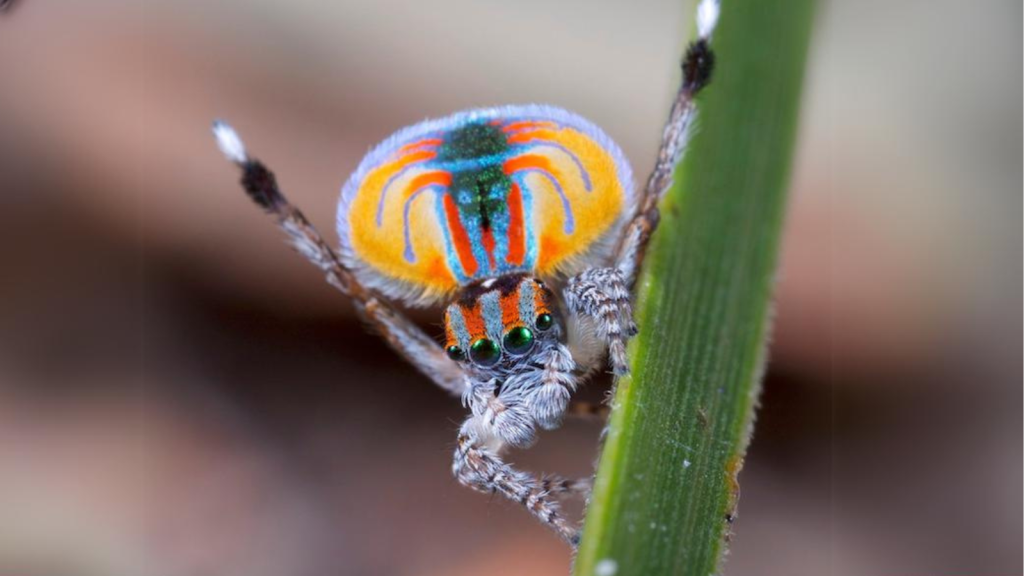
left=0, top=0, right=1019, bottom=575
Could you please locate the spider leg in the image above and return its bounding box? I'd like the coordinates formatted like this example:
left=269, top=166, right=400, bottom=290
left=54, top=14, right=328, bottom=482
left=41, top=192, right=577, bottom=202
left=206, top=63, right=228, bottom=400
left=212, top=121, right=466, bottom=395
left=565, top=3, right=718, bottom=376
left=565, top=399, right=611, bottom=421
left=540, top=474, right=593, bottom=500
left=564, top=267, right=637, bottom=375
left=455, top=361, right=586, bottom=543
left=529, top=342, right=578, bottom=430
left=614, top=5, right=718, bottom=284
left=453, top=419, right=580, bottom=546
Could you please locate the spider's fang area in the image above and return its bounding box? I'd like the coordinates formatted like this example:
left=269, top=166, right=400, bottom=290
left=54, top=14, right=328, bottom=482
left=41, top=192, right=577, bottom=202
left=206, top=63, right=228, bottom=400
left=683, top=38, right=715, bottom=93
left=241, top=160, right=286, bottom=212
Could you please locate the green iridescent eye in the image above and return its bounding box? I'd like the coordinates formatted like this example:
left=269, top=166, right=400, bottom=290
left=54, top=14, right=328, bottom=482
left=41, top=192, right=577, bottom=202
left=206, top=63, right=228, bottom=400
left=470, top=338, right=501, bottom=366
left=503, top=326, right=535, bottom=355
left=535, top=313, right=554, bottom=331
left=446, top=345, right=465, bottom=362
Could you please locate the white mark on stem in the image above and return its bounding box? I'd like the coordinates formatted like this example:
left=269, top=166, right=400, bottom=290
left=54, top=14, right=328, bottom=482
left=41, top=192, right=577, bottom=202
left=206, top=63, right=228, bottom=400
left=595, top=558, right=618, bottom=576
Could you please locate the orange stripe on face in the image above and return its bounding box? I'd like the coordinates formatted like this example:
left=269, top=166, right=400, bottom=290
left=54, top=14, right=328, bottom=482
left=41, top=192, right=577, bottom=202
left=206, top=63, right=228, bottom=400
left=459, top=302, right=487, bottom=342
left=500, top=289, right=520, bottom=327
left=534, top=283, right=550, bottom=317
left=443, top=307, right=458, bottom=347
left=506, top=182, right=526, bottom=266
left=443, top=194, right=478, bottom=277
left=502, top=121, right=557, bottom=133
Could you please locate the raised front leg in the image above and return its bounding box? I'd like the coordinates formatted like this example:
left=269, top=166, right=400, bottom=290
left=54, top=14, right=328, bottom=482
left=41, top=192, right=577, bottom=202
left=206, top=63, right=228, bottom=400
left=564, top=267, right=638, bottom=375
left=212, top=122, right=466, bottom=396
left=576, top=12, right=717, bottom=376
left=613, top=16, right=716, bottom=285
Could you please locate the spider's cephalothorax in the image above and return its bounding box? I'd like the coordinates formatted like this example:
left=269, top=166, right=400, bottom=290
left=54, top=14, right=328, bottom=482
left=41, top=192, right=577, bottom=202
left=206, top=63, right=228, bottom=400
left=213, top=0, right=718, bottom=547
left=444, top=274, right=574, bottom=445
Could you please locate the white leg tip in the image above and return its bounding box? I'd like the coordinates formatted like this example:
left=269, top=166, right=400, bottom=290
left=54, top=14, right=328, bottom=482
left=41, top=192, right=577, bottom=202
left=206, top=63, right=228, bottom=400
left=212, top=119, right=248, bottom=164
left=697, top=0, right=720, bottom=39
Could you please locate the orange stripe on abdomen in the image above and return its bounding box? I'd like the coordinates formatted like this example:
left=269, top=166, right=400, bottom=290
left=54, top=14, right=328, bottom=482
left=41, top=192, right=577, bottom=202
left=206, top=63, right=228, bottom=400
left=506, top=129, right=558, bottom=145
left=387, top=149, right=435, bottom=171
left=502, top=121, right=557, bottom=133
left=407, top=171, right=451, bottom=195
left=443, top=194, right=478, bottom=277
left=481, top=227, right=496, bottom=270
left=506, top=182, right=526, bottom=266
left=398, top=138, right=443, bottom=154
left=503, top=154, right=557, bottom=176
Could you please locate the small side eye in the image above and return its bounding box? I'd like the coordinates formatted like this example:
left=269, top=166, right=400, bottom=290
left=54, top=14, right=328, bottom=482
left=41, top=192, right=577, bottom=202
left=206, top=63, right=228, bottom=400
left=503, top=326, right=535, bottom=355
left=446, top=345, right=465, bottom=361
left=535, top=313, right=554, bottom=332
left=470, top=338, right=501, bottom=367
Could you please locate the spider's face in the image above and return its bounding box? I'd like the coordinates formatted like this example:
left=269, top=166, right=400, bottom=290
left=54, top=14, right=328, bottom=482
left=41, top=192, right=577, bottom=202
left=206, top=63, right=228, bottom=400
left=444, top=274, right=561, bottom=378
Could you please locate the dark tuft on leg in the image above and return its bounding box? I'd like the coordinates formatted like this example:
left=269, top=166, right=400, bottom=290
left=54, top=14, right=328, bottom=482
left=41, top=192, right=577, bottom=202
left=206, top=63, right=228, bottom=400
left=683, top=38, right=715, bottom=93
left=241, top=160, right=285, bottom=211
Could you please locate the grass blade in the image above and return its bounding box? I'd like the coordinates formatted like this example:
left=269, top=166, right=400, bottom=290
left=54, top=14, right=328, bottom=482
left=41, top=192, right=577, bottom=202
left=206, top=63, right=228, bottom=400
left=573, top=1, right=817, bottom=574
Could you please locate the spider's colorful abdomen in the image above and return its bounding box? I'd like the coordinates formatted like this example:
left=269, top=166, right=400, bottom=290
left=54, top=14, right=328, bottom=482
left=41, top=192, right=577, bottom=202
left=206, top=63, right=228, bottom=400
left=337, top=105, right=634, bottom=305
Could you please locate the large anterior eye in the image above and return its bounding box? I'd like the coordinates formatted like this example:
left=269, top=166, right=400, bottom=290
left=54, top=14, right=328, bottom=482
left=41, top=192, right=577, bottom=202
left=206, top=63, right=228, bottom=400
left=446, top=345, right=465, bottom=362
left=503, top=326, right=535, bottom=355
left=470, top=338, right=501, bottom=366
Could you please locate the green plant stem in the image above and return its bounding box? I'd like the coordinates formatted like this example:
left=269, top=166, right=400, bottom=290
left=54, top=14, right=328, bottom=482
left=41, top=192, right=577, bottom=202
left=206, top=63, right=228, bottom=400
left=573, top=1, right=816, bottom=575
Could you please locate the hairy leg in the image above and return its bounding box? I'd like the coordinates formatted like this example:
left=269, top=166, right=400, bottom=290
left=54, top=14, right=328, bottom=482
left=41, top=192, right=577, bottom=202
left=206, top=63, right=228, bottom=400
left=614, top=5, right=718, bottom=285
left=564, top=267, right=638, bottom=375
left=453, top=419, right=579, bottom=545
left=212, top=122, right=466, bottom=395
left=529, top=342, right=578, bottom=430
left=541, top=475, right=593, bottom=500
left=566, top=4, right=719, bottom=376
